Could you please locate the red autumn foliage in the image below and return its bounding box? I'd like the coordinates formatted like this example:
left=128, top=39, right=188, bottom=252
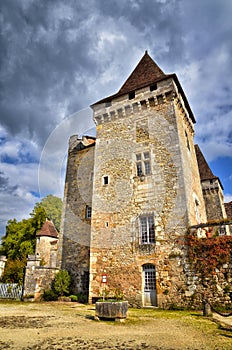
left=187, top=234, right=232, bottom=277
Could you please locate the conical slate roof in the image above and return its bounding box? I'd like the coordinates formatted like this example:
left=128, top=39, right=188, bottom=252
left=36, top=220, right=58, bottom=238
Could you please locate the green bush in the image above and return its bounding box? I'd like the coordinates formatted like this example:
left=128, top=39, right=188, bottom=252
left=42, top=289, right=58, bottom=301
left=76, top=293, right=88, bottom=303
left=113, top=288, right=124, bottom=301
left=69, top=295, right=78, bottom=302
left=53, top=270, right=71, bottom=296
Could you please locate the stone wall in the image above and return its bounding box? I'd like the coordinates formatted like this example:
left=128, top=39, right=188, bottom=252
left=89, top=77, right=207, bottom=307
left=201, top=179, right=228, bottom=221
left=173, top=84, right=207, bottom=226
left=58, top=138, right=95, bottom=294
left=23, top=255, right=59, bottom=300
left=35, top=236, right=58, bottom=267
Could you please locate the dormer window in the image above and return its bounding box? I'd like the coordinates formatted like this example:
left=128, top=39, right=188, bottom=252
left=129, top=91, right=135, bottom=100
left=150, top=83, right=157, bottom=91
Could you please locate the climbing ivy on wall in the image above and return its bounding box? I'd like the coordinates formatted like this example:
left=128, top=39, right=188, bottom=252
left=187, top=233, right=232, bottom=277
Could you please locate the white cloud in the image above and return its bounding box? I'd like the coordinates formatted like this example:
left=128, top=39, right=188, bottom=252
left=38, top=107, right=95, bottom=198
left=224, top=194, right=232, bottom=203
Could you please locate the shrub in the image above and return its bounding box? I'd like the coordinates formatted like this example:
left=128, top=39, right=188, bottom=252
left=69, top=295, right=78, bottom=302
left=113, top=288, right=124, bottom=301
left=53, top=270, right=71, bottom=296
left=76, top=293, right=88, bottom=303
left=42, top=289, right=58, bottom=301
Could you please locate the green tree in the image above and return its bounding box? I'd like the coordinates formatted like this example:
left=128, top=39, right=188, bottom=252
left=0, top=195, right=62, bottom=284
left=0, top=205, right=46, bottom=283
left=53, top=270, right=71, bottom=296
left=1, top=258, right=26, bottom=284
left=40, top=195, right=62, bottom=231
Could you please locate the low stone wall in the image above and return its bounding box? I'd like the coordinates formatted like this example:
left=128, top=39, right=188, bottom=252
left=23, top=266, right=59, bottom=300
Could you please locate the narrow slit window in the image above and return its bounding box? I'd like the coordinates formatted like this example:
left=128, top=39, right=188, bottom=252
left=86, top=206, right=92, bottom=219
left=103, top=176, right=109, bottom=185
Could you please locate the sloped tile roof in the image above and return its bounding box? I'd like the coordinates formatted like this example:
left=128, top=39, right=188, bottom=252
left=92, top=51, right=169, bottom=105
left=118, top=50, right=167, bottom=94
left=225, top=201, right=232, bottom=219
left=195, top=145, right=217, bottom=181
left=195, top=144, right=223, bottom=189
left=36, top=220, right=58, bottom=238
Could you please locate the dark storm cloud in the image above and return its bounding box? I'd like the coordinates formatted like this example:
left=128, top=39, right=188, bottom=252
left=95, top=0, right=184, bottom=63
left=0, top=171, right=8, bottom=189
left=0, top=0, right=187, bottom=146
left=0, top=0, right=99, bottom=144
left=0, top=171, right=17, bottom=193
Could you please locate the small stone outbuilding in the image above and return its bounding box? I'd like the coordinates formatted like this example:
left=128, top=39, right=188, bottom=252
left=23, top=220, right=59, bottom=300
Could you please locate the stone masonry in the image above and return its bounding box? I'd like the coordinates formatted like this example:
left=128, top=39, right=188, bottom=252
left=58, top=136, right=95, bottom=295
left=59, top=52, right=230, bottom=307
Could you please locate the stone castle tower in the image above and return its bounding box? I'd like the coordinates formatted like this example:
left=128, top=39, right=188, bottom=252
left=59, top=52, right=228, bottom=307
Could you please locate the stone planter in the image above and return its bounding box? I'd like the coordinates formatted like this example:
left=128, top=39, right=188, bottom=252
left=95, top=301, right=128, bottom=321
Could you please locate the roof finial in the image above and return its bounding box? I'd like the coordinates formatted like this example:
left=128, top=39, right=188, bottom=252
left=145, top=50, right=148, bottom=54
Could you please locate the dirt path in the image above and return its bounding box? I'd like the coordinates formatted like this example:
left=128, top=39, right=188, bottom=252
left=0, top=301, right=231, bottom=350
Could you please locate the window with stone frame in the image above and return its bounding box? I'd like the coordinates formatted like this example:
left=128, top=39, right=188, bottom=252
left=136, top=151, right=151, bottom=176
left=86, top=205, right=92, bottom=219
left=140, top=215, right=155, bottom=244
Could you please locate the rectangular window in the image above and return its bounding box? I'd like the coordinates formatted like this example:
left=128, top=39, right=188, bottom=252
left=104, top=176, right=108, bottom=185
left=137, top=162, right=143, bottom=176
left=140, top=216, right=155, bottom=244
left=150, top=83, right=157, bottom=92
left=105, top=101, right=111, bottom=107
left=144, top=161, right=151, bottom=174
left=136, top=152, right=151, bottom=176
left=129, top=91, right=135, bottom=100
left=86, top=206, right=92, bottom=219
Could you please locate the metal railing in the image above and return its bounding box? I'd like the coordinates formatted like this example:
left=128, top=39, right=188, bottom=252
left=0, top=283, right=23, bottom=300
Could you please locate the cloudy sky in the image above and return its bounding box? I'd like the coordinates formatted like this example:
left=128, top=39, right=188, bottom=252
left=1, top=0, right=232, bottom=238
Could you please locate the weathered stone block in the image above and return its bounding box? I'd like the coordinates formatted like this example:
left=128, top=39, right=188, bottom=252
left=95, top=301, right=128, bottom=319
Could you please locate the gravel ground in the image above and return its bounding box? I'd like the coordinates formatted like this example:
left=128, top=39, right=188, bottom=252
left=0, top=301, right=231, bottom=350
